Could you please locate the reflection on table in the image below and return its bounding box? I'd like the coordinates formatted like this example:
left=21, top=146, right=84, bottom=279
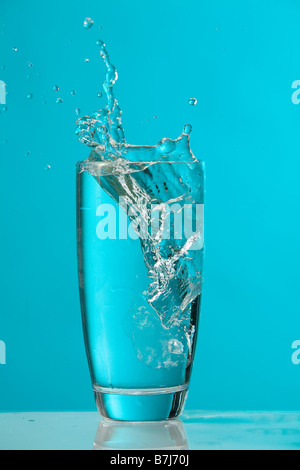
left=93, top=419, right=188, bottom=450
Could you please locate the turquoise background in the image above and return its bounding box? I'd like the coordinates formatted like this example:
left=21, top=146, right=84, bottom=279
left=0, top=0, right=300, bottom=412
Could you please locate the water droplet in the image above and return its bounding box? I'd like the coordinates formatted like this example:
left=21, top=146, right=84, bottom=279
left=53, top=85, right=59, bottom=92
left=75, top=108, right=81, bottom=116
left=84, top=58, right=90, bottom=63
left=27, top=93, right=33, bottom=100
left=56, top=98, right=63, bottom=104
left=188, top=98, right=197, bottom=106
left=153, top=115, right=158, bottom=120
left=83, top=18, right=94, bottom=30
left=0, top=65, right=5, bottom=70
left=183, top=124, right=192, bottom=135
left=168, top=339, right=184, bottom=355
left=96, top=40, right=105, bottom=47
left=25, top=151, right=30, bottom=157
left=45, top=165, right=51, bottom=171
left=71, top=90, right=76, bottom=96
left=1, top=105, right=7, bottom=112
left=3, top=140, right=8, bottom=144
left=97, top=92, right=103, bottom=98
left=99, top=26, right=103, bottom=31
left=27, top=62, right=33, bottom=68
left=12, top=47, right=18, bottom=52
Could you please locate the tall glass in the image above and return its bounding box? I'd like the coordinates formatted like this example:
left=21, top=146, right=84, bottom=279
left=77, top=159, right=205, bottom=421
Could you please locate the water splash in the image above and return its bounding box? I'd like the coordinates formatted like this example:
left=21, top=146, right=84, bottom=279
left=76, top=40, right=203, bottom=368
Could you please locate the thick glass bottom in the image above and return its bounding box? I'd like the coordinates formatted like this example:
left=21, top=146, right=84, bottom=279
left=93, top=385, right=188, bottom=422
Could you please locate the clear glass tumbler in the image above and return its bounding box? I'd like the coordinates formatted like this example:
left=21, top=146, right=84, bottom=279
left=77, top=159, right=205, bottom=421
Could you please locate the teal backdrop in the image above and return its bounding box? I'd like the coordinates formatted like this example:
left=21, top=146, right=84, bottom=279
left=0, top=0, right=300, bottom=412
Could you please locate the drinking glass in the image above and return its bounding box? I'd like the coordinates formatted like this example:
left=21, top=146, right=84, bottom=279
left=77, top=159, right=205, bottom=421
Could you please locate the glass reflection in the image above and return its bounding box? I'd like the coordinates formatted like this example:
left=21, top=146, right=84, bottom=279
left=94, top=419, right=188, bottom=450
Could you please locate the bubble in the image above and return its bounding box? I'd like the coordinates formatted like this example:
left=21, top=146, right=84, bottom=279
left=1, top=105, right=7, bottom=112
left=53, top=85, right=59, bottom=92
left=83, top=18, right=94, bottom=30
left=56, top=98, right=63, bottom=104
left=157, top=138, right=176, bottom=155
left=12, top=47, right=18, bottom=52
left=96, top=40, right=105, bottom=47
left=45, top=165, right=51, bottom=171
left=0, top=65, right=5, bottom=70
left=168, top=339, right=184, bottom=355
left=27, top=93, right=33, bottom=100
left=84, top=58, right=90, bottom=63
left=71, top=90, right=76, bottom=96
left=27, top=62, right=33, bottom=68
left=25, top=151, right=30, bottom=157
left=188, top=98, right=197, bottom=106
left=183, top=124, right=192, bottom=134
left=97, top=92, right=103, bottom=98
left=75, top=108, right=81, bottom=116
left=153, top=115, right=158, bottom=120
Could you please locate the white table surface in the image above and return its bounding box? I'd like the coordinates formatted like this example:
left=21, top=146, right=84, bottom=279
left=0, top=411, right=299, bottom=450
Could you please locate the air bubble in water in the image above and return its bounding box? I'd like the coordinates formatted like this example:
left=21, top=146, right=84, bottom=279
left=27, top=62, right=33, bottom=68
left=75, top=108, right=81, bottom=116
left=84, top=58, right=90, bottom=63
left=183, top=124, right=192, bottom=135
left=45, top=165, right=51, bottom=171
left=0, top=65, right=5, bottom=70
left=71, top=90, right=76, bottom=96
left=97, top=92, right=103, bottom=98
left=12, top=47, right=18, bottom=52
left=96, top=40, right=105, bottom=47
left=56, top=98, right=63, bottom=104
left=168, top=339, right=184, bottom=355
left=188, top=98, right=197, bottom=106
left=83, top=18, right=94, bottom=30
left=53, top=85, right=59, bottom=92
left=27, top=93, right=33, bottom=100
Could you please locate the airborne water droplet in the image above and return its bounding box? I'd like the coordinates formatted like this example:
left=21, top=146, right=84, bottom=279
left=188, top=98, right=197, bottom=106
left=12, top=47, right=18, bottom=52
left=75, top=108, right=81, bottom=116
left=83, top=18, right=94, bottom=30
left=97, top=92, right=103, bottom=98
left=27, top=93, right=33, bottom=100
left=45, top=165, right=51, bottom=171
left=53, top=85, right=59, bottom=92
left=56, top=98, right=63, bottom=104
left=96, top=40, right=105, bottom=47
left=27, top=62, right=33, bottom=68
left=71, top=90, right=76, bottom=96
left=183, top=124, right=192, bottom=135
left=84, top=58, right=90, bottom=63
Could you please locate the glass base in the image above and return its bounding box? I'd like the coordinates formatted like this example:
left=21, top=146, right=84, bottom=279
left=93, top=385, right=188, bottom=422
